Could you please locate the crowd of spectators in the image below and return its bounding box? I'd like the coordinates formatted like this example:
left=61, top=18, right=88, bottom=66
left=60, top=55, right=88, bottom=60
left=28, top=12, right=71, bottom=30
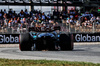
left=52, top=9, right=100, bottom=29
left=0, top=9, right=51, bottom=28
left=0, top=8, right=100, bottom=33
left=65, top=10, right=100, bottom=28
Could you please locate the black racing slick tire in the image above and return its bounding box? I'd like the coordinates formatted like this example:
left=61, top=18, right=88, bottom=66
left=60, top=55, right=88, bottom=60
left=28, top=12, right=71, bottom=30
left=59, top=34, right=73, bottom=50
left=19, top=33, right=32, bottom=51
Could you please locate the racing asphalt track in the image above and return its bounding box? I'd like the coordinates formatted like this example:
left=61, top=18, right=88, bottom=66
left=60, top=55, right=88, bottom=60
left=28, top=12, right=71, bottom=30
left=0, top=43, right=100, bottom=63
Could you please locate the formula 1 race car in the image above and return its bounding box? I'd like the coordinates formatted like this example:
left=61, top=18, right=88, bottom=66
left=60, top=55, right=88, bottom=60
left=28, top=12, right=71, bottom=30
left=19, top=23, right=73, bottom=51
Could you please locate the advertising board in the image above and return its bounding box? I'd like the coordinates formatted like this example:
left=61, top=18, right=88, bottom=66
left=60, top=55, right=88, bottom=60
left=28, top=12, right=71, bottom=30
left=73, top=33, right=100, bottom=42
left=0, top=34, right=19, bottom=44
left=1, top=33, right=100, bottom=44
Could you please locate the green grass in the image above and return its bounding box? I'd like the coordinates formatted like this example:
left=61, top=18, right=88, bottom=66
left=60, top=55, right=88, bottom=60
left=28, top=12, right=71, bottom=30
left=0, top=58, right=100, bottom=66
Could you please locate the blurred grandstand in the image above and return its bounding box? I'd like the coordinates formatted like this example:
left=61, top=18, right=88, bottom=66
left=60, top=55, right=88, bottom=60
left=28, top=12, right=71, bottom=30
left=0, top=8, right=100, bottom=33
left=0, top=0, right=100, bottom=33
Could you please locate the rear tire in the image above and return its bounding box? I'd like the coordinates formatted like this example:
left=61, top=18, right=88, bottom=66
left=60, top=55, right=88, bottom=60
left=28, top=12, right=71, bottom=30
left=59, top=34, right=73, bottom=50
left=20, top=33, right=32, bottom=51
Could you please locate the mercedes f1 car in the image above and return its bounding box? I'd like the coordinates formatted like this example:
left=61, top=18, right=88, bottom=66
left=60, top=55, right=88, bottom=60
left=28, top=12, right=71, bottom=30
left=19, top=23, right=73, bottom=51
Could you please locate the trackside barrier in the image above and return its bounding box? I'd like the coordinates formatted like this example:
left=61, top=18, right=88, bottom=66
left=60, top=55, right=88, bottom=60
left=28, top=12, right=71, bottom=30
left=73, top=33, right=100, bottom=42
left=0, top=33, right=100, bottom=44
left=0, top=34, right=19, bottom=44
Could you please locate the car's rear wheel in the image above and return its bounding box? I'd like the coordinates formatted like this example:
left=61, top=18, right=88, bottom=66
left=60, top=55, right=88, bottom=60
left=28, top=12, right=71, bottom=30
left=59, top=34, right=73, bottom=50
left=19, top=33, right=32, bottom=51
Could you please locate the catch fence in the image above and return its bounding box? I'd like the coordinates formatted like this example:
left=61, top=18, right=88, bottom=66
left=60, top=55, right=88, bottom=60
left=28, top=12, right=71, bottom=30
left=0, top=22, right=99, bottom=34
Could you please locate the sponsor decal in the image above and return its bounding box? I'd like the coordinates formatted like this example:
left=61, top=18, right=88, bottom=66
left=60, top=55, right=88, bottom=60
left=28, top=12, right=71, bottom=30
left=74, top=33, right=100, bottom=42
left=0, top=34, right=19, bottom=44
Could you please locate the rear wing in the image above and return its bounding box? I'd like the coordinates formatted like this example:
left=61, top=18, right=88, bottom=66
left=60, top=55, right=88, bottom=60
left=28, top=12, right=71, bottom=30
left=29, top=26, right=61, bottom=32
